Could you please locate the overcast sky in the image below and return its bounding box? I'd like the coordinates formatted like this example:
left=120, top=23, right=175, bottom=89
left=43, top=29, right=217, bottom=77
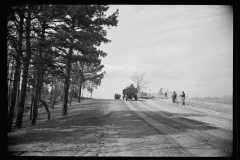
left=88, top=5, right=233, bottom=99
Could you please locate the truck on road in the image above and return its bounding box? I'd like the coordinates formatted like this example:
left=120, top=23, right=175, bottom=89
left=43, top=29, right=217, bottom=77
left=123, top=84, right=138, bottom=101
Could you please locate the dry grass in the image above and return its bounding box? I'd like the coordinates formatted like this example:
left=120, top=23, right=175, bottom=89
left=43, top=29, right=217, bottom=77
left=189, top=96, right=232, bottom=105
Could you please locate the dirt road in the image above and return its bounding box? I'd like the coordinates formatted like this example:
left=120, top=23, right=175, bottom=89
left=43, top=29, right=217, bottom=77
left=8, top=98, right=232, bottom=157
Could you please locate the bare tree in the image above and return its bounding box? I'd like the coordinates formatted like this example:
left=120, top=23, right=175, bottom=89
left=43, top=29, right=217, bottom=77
left=130, top=71, right=149, bottom=93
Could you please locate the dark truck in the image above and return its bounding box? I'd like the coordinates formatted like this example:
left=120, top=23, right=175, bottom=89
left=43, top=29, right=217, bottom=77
left=122, top=84, right=138, bottom=101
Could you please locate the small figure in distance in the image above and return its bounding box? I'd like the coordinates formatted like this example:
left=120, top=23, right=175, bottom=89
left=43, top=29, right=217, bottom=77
left=176, top=92, right=179, bottom=105
left=180, top=91, right=185, bottom=106
left=172, top=91, right=176, bottom=103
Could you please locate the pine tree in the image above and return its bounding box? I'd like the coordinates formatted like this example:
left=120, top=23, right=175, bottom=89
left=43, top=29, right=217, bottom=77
left=7, top=5, right=25, bottom=132
left=15, top=4, right=33, bottom=128
left=51, top=5, right=118, bottom=116
left=7, top=4, right=119, bottom=128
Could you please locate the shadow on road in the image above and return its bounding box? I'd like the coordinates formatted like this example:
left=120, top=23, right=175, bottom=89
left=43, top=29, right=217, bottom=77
left=8, top=100, right=219, bottom=156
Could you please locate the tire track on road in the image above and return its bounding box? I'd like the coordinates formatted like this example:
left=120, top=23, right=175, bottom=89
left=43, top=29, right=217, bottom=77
left=124, top=100, right=192, bottom=156
left=141, top=100, right=232, bottom=156
left=125, top=100, right=228, bottom=157
left=154, top=99, right=232, bottom=130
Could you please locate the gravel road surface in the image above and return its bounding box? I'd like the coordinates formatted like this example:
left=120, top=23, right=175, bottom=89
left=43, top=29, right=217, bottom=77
left=8, top=99, right=232, bottom=157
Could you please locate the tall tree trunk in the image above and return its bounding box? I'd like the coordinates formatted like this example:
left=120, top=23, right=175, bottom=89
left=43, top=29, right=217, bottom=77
left=7, top=57, right=13, bottom=106
left=7, top=55, right=11, bottom=101
left=7, top=59, right=20, bottom=132
left=62, top=59, right=71, bottom=116
left=77, top=81, right=82, bottom=103
left=16, top=76, right=20, bottom=108
left=7, top=56, right=10, bottom=84
left=29, top=93, right=34, bottom=120
left=62, top=16, right=75, bottom=116
left=7, top=10, right=24, bottom=132
left=30, top=67, right=36, bottom=120
left=15, top=8, right=32, bottom=129
left=61, top=83, right=65, bottom=102
left=69, top=85, right=72, bottom=107
left=31, top=17, right=47, bottom=125
left=50, top=81, right=54, bottom=108
left=8, top=58, right=15, bottom=109
left=77, top=67, right=84, bottom=103
left=31, top=65, right=40, bottom=125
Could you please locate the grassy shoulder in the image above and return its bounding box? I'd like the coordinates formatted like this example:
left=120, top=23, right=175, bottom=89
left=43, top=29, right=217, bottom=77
left=189, top=96, right=232, bottom=105
left=185, top=98, right=232, bottom=116
left=8, top=99, right=111, bottom=156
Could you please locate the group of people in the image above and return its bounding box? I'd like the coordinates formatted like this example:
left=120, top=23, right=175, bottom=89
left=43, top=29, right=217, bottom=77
left=172, top=91, right=185, bottom=106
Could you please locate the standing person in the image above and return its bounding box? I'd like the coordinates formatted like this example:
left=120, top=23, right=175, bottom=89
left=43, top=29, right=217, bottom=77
left=175, top=92, right=179, bottom=105
left=180, top=91, right=185, bottom=106
left=165, top=92, right=168, bottom=98
left=172, top=91, right=176, bottom=103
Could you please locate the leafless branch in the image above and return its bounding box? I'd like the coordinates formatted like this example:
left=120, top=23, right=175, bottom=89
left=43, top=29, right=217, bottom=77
left=130, top=71, right=149, bottom=92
